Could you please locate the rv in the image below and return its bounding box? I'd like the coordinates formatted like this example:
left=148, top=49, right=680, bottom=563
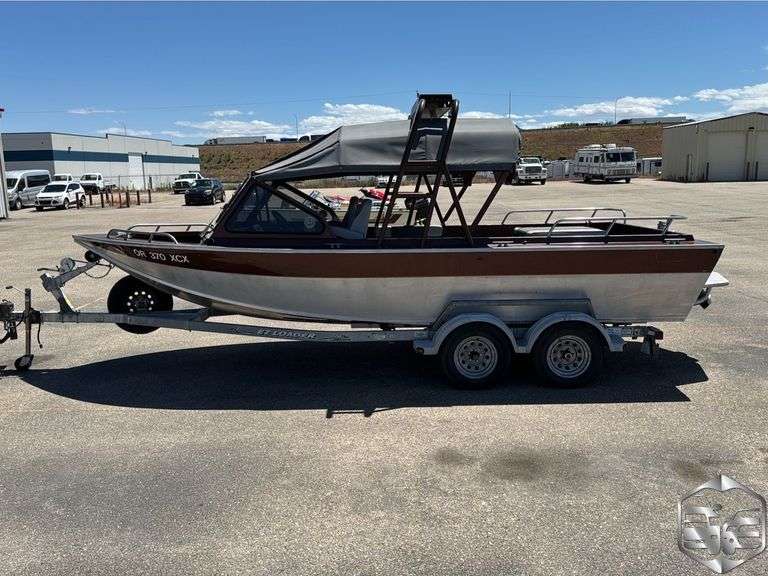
left=572, top=144, right=636, bottom=183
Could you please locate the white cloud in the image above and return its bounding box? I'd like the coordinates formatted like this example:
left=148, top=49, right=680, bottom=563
left=69, top=108, right=117, bottom=115
left=549, top=96, right=676, bottom=119
left=160, top=130, right=188, bottom=139
left=210, top=109, right=242, bottom=117
left=672, top=95, right=689, bottom=102
left=300, top=102, right=407, bottom=133
left=98, top=127, right=153, bottom=137
left=174, top=118, right=291, bottom=138
left=461, top=111, right=506, bottom=119
left=692, top=82, right=768, bottom=113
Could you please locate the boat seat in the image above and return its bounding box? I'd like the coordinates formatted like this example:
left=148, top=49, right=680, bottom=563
left=329, top=197, right=372, bottom=239
left=514, top=226, right=604, bottom=236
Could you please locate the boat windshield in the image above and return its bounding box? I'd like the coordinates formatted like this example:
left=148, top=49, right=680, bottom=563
left=226, top=184, right=325, bottom=234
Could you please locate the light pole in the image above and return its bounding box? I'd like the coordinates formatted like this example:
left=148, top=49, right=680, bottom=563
left=0, top=106, right=9, bottom=219
left=614, top=97, right=619, bottom=124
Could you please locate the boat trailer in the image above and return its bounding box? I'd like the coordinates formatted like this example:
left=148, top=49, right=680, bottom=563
left=0, top=255, right=678, bottom=388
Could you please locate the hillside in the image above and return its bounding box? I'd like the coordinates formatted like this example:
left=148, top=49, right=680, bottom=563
left=522, top=124, right=663, bottom=160
left=200, top=123, right=663, bottom=182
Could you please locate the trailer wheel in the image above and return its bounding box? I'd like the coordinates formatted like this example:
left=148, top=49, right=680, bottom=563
left=533, top=324, right=603, bottom=388
left=540, top=179, right=546, bottom=185
left=107, top=276, right=173, bottom=334
left=440, top=324, right=511, bottom=389
left=625, top=178, right=631, bottom=183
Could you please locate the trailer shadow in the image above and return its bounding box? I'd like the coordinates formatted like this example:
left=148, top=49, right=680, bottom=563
left=17, top=341, right=706, bottom=414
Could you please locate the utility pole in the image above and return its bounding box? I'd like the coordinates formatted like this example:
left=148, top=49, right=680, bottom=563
left=294, top=114, right=299, bottom=140
left=614, top=97, right=619, bottom=124
left=508, top=91, right=512, bottom=119
left=0, top=107, right=9, bottom=219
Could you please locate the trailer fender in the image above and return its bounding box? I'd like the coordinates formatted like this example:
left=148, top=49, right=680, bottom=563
left=413, top=313, right=519, bottom=356
left=518, top=312, right=624, bottom=354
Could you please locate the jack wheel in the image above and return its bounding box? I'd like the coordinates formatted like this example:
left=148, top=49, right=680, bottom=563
left=107, top=276, right=173, bottom=334
left=14, top=354, right=34, bottom=372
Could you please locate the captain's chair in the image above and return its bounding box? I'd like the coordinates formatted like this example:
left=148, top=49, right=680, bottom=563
left=329, top=197, right=372, bottom=239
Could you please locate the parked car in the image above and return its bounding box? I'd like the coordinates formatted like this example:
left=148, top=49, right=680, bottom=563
left=173, top=171, right=204, bottom=193
left=52, top=173, right=75, bottom=183
left=5, top=170, right=51, bottom=209
left=35, top=182, right=86, bottom=211
left=79, top=173, right=114, bottom=193
left=184, top=178, right=225, bottom=205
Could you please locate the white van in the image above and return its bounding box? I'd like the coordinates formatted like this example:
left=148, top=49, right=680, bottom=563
left=5, top=170, right=51, bottom=210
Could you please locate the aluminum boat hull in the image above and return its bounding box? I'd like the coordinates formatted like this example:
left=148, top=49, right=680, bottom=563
left=74, top=235, right=723, bottom=326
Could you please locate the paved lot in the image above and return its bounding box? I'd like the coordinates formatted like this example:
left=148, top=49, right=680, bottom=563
left=0, top=179, right=767, bottom=575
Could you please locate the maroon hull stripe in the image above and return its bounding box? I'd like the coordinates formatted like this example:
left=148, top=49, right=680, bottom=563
left=80, top=237, right=723, bottom=278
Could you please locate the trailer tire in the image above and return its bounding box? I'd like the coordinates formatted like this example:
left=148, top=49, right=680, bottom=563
left=107, top=276, right=173, bottom=334
left=625, top=178, right=631, bottom=183
left=440, top=324, right=511, bottom=389
left=540, top=179, right=546, bottom=185
left=533, top=323, right=603, bottom=388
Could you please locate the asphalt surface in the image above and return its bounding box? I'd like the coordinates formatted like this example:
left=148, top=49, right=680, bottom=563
left=1, top=179, right=767, bottom=575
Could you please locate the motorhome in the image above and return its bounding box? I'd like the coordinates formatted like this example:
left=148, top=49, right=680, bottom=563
left=572, top=144, right=636, bottom=183
left=5, top=170, right=51, bottom=210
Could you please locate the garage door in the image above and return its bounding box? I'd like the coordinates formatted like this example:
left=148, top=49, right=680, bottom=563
left=127, top=154, right=144, bottom=190
left=755, top=132, right=768, bottom=181
left=706, top=131, right=746, bottom=181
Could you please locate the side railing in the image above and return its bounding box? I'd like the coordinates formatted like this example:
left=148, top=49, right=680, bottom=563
left=501, top=207, right=627, bottom=226
left=543, top=215, right=687, bottom=244
left=107, top=223, right=212, bottom=244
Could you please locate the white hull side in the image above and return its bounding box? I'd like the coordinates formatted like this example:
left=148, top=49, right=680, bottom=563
left=93, top=247, right=708, bottom=325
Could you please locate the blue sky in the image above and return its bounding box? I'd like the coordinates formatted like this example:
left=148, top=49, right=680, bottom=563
left=2, top=1, right=767, bottom=143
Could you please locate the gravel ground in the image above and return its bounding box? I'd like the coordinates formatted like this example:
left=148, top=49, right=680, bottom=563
left=0, top=179, right=766, bottom=575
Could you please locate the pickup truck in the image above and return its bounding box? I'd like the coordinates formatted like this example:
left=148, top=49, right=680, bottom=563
left=173, top=172, right=204, bottom=193
left=52, top=173, right=75, bottom=183
left=514, top=157, right=547, bottom=185
left=79, top=173, right=114, bottom=193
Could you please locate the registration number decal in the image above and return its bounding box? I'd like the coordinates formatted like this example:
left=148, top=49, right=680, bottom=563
left=131, top=248, right=190, bottom=264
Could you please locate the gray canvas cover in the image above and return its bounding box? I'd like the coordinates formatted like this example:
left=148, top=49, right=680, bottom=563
left=253, top=118, right=521, bottom=181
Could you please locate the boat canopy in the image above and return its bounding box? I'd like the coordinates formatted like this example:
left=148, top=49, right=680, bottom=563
left=253, top=118, right=521, bottom=181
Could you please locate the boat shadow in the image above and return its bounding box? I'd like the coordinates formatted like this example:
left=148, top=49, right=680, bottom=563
left=18, top=341, right=707, bottom=415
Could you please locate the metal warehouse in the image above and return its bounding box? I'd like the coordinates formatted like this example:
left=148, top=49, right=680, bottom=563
left=1, top=132, right=199, bottom=189
left=662, top=112, right=768, bottom=182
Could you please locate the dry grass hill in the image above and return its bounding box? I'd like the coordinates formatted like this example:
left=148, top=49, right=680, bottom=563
left=200, top=123, right=663, bottom=182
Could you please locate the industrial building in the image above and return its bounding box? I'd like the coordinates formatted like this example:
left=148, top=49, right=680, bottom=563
left=2, top=132, right=199, bottom=189
left=662, top=112, right=768, bottom=182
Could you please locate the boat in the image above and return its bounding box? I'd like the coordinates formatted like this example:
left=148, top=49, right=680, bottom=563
left=3, top=94, right=728, bottom=387
left=73, top=93, right=724, bottom=328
